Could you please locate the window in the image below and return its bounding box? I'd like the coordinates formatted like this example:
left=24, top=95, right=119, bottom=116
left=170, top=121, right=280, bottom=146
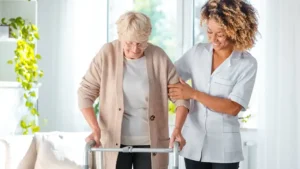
left=194, top=0, right=209, bottom=44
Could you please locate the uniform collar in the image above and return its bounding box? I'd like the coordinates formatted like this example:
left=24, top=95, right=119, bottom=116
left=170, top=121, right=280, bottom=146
left=205, top=43, right=243, bottom=67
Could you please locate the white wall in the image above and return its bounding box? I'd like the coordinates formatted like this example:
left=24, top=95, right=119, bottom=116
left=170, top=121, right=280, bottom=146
left=1, top=1, right=36, bottom=24
left=0, top=42, right=16, bottom=81
left=37, top=0, right=107, bottom=132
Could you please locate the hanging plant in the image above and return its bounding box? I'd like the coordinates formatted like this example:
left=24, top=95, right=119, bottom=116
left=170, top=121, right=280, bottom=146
left=1, top=17, right=43, bottom=134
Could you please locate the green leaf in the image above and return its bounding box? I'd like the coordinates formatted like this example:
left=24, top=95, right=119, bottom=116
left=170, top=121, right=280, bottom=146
left=11, top=22, right=17, bottom=29
left=1, top=18, right=7, bottom=25
left=34, top=32, right=40, bottom=40
left=21, top=27, right=28, bottom=37
left=15, top=17, right=25, bottom=27
left=39, top=70, right=44, bottom=78
left=28, top=36, right=33, bottom=41
left=24, top=93, right=28, bottom=99
left=31, top=24, right=38, bottom=31
left=17, top=77, right=22, bottom=83
left=25, top=73, right=31, bottom=81
left=36, top=54, right=41, bottom=59
left=9, top=18, right=15, bottom=23
left=29, top=43, right=36, bottom=49
left=11, top=32, right=18, bottom=39
left=31, top=126, right=40, bottom=133
left=20, top=120, right=27, bottom=128
left=7, top=60, right=13, bottom=64
left=27, top=83, right=32, bottom=90
left=25, top=101, right=33, bottom=108
left=31, top=108, right=38, bottom=116
left=29, top=92, right=36, bottom=97
left=168, top=101, right=176, bottom=114
left=32, top=71, right=38, bottom=78
left=22, top=130, right=29, bottom=135
left=19, top=69, right=24, bottom=76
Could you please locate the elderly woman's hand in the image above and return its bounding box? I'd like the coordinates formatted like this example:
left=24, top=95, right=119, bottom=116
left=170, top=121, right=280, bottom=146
left=169, top=127, right=186, bottom=150
left=168, top=79, right=195, bottom=100
left=85, top=128, right=101, bottom=148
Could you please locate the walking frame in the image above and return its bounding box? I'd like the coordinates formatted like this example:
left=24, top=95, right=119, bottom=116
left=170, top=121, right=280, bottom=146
left=83, top=140, right=180, bottom=169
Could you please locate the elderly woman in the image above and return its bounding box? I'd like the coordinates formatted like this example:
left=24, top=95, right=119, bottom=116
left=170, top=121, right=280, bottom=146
left=168, top=0, right=259, bottom=169
left=78, top=11, right=189, bottom=169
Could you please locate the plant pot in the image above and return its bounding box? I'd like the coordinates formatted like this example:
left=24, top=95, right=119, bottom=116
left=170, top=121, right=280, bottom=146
left=0, top=25, right=10, bottom=40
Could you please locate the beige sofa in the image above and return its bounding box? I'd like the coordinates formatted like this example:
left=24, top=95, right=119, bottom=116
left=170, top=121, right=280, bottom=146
left=0, top=132, right=100, bottom=169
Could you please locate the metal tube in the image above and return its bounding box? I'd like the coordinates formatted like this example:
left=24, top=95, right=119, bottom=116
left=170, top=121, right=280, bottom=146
left=173, top=142, right=179, bottom=169
left=83, top=141, right=180, bottom=169
left=83, top=140, right=96, bottom=169
left=91, top=147, right=173, bottom=153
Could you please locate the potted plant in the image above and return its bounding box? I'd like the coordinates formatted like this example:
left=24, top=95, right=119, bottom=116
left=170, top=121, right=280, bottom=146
left=1, top=16, right=43, bottom=135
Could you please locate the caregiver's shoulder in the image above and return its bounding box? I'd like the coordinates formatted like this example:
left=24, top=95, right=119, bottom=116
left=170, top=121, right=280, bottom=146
left=183, top=42, right=210, bottom=58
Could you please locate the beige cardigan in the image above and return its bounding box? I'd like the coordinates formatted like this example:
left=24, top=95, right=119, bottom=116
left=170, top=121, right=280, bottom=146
left=78, top=40, right=189, bottom=169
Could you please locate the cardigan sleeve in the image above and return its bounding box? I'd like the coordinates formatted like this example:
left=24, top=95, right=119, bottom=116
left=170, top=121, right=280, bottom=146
left=166, top=53, right=190, bottom=110
left=77, top=47, right=103, bottom=109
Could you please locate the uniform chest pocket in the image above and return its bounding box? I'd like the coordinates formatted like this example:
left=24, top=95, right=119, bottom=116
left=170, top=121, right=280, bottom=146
left=210, top=77, right=235, bottom=98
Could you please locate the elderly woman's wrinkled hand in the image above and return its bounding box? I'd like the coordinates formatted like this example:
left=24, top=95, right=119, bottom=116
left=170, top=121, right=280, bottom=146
left=85, top=128, right=101, bottom=148
left=168, top=78, right=195, bottom=100
left=169, top=127, right=186, bottom=150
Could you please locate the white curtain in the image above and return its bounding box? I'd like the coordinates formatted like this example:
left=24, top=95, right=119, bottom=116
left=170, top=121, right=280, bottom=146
left=256, top=0, right=300, bottom=168
left=37, top=0, right=107, bottom=132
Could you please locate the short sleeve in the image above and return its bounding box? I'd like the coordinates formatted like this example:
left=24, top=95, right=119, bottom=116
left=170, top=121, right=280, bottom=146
left=229, top=61, right=257, bottom=111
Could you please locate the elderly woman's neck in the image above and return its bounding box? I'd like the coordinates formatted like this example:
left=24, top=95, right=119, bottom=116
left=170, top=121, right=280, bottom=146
left=123, top=53, right=144, bottom=60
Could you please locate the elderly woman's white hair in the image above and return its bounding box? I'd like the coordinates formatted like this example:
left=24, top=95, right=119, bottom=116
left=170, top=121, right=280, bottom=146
left=116, top=11, right=152, bottom=42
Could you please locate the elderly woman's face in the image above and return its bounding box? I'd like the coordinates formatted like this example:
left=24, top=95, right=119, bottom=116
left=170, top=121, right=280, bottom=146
left=122, top=41, right=148, bottom=59
left=207, top=19, right=232, bottom=51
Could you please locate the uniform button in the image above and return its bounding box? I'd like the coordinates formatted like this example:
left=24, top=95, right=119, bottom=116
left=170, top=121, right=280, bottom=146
left=118, top=108, right=122, bottom=111
left=116, top=143, right=119, bottom=146
left=152, top=153, right=157, bottom=156
left=150, top=115, right=155, bottom=121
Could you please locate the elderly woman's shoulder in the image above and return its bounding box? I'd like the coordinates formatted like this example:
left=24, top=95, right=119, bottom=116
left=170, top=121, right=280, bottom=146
left=94, top=40, right=118, bottom=57
left=147, top=43, right=167, bottom=56
left=101, top=41, right=116, bottom=51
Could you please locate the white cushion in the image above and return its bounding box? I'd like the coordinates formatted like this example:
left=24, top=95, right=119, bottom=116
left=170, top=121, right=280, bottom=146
left=0, top=135, right=36, bottom=169
left=0, top=139, right=7, bottom=169
left=34, top=132, right=92, bottom=169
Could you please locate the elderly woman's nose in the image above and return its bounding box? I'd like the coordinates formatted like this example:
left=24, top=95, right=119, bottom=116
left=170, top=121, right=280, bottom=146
left=131, top=45, right=139, bottom=52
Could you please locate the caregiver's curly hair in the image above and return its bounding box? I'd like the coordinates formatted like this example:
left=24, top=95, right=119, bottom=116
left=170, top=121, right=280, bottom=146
left=201, top=0, right=259, bottom=51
